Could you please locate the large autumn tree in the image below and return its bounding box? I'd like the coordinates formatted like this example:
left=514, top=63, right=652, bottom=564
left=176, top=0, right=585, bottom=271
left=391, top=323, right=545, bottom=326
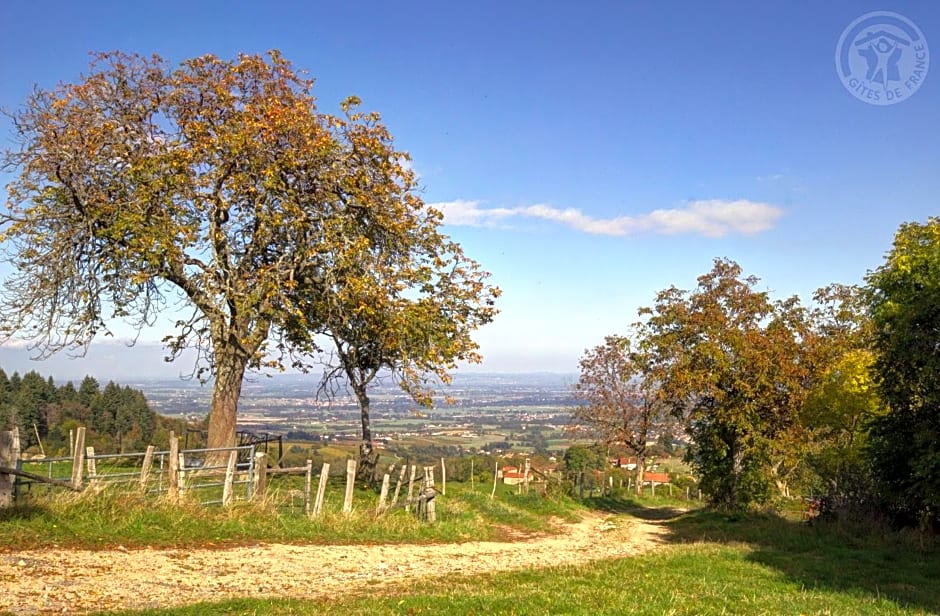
left=0, top=51, right=437, bottom=449
left=638, top=259, right=811, bottom=510
left=285, top=186, right=500, bottom=480
left=866, top=218, right=940, bottom=529
left=573, top=335, right=667, bottom=490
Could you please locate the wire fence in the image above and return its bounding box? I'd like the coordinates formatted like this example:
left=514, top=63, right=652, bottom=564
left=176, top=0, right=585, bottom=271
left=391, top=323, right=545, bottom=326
left=12, top=439, right=258, bottom=505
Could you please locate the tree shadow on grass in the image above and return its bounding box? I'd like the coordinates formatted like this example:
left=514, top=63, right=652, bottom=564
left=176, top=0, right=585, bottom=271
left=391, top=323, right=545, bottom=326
left=662, top=508, right=940, bottom=613
left=582, top=495, right=689, bottom=520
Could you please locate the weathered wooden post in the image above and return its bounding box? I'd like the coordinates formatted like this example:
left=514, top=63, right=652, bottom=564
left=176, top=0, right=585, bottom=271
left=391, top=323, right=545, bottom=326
left=440, top=457, right=446, bottom=496
left=222, top=449, right=238, bottom=507
left=312, top=462, right=330, bottom=517
left=405, top=464, right=417, bottom=511
left=303, top=459, right=313, bottom=516
left=139, top=445, right=155, bottom=493
left=253, top=451, right=268, bottom=501
left=390, top=464, right=407, bottom=508
left=0, top=428, right=21, bottom=508
left=343, top=459, right=356, bottom=514
left=71, top=427, right=86, bottom=489
left=425, top=467, right=437, bottom=523
left=525, top=458, right=531, bottom=495
left=167, top=433, right=179, bottom=502
left=377, top=471, right=391, bottom=514
left=86, top=446, right=98, bottom=488
left=491, top=462, right=499, bottom=499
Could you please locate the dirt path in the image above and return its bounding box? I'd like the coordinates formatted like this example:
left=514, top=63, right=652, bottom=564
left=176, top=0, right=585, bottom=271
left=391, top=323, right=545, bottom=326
left=0, top=512, right=668, bottom=615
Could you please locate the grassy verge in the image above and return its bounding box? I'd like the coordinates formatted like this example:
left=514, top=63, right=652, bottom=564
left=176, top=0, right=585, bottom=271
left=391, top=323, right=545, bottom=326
left=0, top=481, right=582, bottom=550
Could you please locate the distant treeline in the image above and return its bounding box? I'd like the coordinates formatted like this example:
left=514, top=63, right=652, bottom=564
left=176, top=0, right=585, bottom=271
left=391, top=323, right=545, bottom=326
left=0, top=367, right=185, bottom=455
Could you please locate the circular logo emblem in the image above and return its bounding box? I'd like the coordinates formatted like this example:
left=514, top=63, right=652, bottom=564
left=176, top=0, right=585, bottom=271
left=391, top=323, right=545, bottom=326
left=835, top=11, right=929, bottom=105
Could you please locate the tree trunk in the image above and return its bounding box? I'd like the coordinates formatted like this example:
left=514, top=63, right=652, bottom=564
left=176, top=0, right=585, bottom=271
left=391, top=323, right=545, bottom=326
left=353, top=383, right=379, bottom=484
left=206, top=348, right=249, bottom=452
left=635, top=456, right=645, bottom=495
left=728, top=441, right=744, bottom=511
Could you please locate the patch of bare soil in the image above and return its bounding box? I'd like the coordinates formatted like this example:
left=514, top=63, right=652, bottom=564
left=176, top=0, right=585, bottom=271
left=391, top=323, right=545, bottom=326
left=0, top=512, right=669, bottom=615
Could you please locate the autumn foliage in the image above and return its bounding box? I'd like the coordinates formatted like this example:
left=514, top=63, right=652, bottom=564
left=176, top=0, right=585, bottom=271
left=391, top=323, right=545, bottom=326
left=1, top=51, right=498, bottom=452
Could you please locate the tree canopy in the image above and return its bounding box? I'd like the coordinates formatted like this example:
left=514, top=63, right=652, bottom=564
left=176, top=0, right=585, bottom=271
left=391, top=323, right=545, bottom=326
left=638, top=259, right=811, bottom=509
left=866, top=217, right=940, bottom=529
left=1, top=51, right=494, bottom=450
left=284, top=166, right=500, bottom=477
left=572, top=335, right=666, bottom=488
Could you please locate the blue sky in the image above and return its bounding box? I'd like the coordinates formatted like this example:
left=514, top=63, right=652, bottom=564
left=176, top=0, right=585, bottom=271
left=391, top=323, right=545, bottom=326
left=0, top=1, right=938, bottom=379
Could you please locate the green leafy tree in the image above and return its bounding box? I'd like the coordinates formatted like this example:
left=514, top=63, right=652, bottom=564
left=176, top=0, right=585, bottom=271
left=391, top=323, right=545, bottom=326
left=638, top=259, right=811, bottom=510
left=1, top=51, right=437, bottom=449
left=866, top=218, right=940, bottom=528
left=798, top=284, right=883, bottom=496
left=562, top=444, right=608, bottom=474
left=573, top=335, right=667, bottom=490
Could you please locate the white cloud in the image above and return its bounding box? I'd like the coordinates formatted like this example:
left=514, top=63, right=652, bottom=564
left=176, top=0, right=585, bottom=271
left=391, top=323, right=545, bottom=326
left=430, top=199, right=783, bottom=238
left=430, top=199, right=518, bottom=227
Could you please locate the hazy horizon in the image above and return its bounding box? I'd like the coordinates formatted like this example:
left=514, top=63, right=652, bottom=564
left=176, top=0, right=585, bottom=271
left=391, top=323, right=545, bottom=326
left=0, top=340, right=578, bottom=385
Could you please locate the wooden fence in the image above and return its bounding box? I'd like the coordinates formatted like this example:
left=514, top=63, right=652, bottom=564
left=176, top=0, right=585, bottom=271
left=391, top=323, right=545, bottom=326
left=1, top=427, right=444, bottom=522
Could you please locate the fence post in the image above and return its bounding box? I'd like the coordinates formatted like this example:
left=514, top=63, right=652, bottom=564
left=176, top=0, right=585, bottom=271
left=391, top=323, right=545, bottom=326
left=491, top=462, right=499, bottom=499
left=71, top=427, right=86, bottom=489
left=440, top=457, right=446, bottom=496
left=390, top=464, right=406, bottom=508
left=303, top=459, right=313, bottom=516
left=168, top=433, right=179, bottom=502
left=525, top=458, right=532, bottom=495
left=0, top=428, right=20, bottom=508
left=139, top=445, right=155, bottom=493
left=343, top=459, right=356, bottom=514
left=377, top=471, right=391, bottom=514
left=425, top=466, right=437, bottom=523
left=222, top=449, right=238, bottom=507
left=85, top=446, right=97, bottom=488
left=313, top=462, right=330, bottom=517
left=253, top=452, right=268, bottom=501
left=405, top=464, right=417, bottom=511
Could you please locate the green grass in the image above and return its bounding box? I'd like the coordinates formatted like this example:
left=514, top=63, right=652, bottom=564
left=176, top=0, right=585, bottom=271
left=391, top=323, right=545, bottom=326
left=92, top=499, right=939, bottom=616
left=101, top=541, right=937, bottom=616
left=7, top=484, right=938, bottom=615
left=0, top=480, right=581, bottom=550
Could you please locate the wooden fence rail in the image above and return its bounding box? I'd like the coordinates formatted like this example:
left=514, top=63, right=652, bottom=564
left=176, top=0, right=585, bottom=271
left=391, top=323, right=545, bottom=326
left=3, top=427, right=447, bottom=522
